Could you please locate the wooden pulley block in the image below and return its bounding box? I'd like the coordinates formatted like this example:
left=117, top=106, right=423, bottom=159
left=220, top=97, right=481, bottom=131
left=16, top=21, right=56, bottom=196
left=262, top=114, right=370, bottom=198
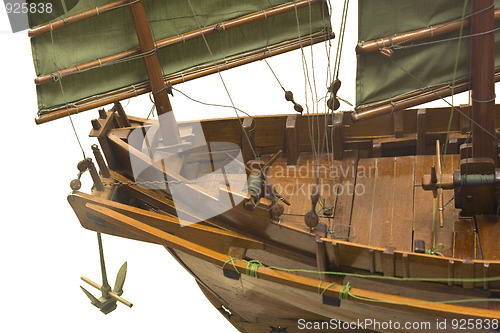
left=327, top=96, right=340, bottom=111
left=77, top=159, right=91, bottom=172
left=327, top=79, right=341, bottom=111
left=284, top=90, right=303, bottom=114
left=271, top=203, right=284, bottom=219
left=244, top=198, right=257, bottom=211
left=304, top=210, right=319, bottom=229
left=70, top=179, right=82, bottom=191
left=328, top=79, right=341, bottom=94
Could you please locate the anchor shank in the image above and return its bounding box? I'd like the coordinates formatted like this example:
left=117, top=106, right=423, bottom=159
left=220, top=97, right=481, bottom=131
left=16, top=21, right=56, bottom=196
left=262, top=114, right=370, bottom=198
left=97, top=232, right=111, bottom=295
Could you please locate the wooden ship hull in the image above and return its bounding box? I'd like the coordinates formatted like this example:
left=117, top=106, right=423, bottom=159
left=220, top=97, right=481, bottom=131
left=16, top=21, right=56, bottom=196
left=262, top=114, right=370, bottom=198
left=26, top=0, right=500, bottom=331
left=68, top=105, right=500, bottom=332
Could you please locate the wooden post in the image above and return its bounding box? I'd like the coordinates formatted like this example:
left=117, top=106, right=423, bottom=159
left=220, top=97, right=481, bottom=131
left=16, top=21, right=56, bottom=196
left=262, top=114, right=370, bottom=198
left=447, top=260, right=455, bottom=287
left=89, top=109, right=118, bottom=170
left=392, top=110, right=404, bottom=138
left=286, top=115, right=298, bottom=165
left=372, top=142, right=382, bottom=158
left=382, top=247, right=395, bottom=277
left=459, top=104, right=471, bottom=134
left=333, top=113, right=344, bottom=161
left=330, top=241, right=340, bottom=268
left=369, top=248, right=375, bottom=273
left=448, top=137, right=458, bottom=154
left=416, top=109, right=427, bottom=155
left=402, top=253, right=409, bottom=278
left=91, top=144, right=110, bottom=178
left=129, top=0, right=179, bottom=145
left=315, top=236, right=332, bottom=281
left=87, top=158, right=105, bottom=192
left=114, top=102, right=131, bottom=127
left=242, top=117, right=255, bottom=163
left=462, top=258, right=475, bottom=289
left=483, top=263, right=490, bottom=290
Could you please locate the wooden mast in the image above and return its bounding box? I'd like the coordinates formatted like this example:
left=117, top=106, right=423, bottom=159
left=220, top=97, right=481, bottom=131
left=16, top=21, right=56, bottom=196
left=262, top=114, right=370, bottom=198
left=455, top=0, right=497, bottom=216
left=129, top=0, right=179, bottom=145
left=471, top=0, right=497, bottom=161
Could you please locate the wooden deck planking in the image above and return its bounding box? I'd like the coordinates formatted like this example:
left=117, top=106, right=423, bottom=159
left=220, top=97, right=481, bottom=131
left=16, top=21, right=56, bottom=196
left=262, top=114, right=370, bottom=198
left=413, top=155, right=457, bottom=256
left=269, top=152, right=470, bottom=260
left=390, top=156, right=414, bottom=252
left=453, top=218, right=476, bottom=259
left=414, top=154, right=436, bottom=186
left=412, top=187, right=435, bottom=243
left=475, top=215, right=500, bottom=261
left=366, top=157, right=397, bottom=249
left=331, top=150, right=359, bottom=232
left=437, top=190, right=459, bottom=257
left=349, top=158, right=377, bottom=245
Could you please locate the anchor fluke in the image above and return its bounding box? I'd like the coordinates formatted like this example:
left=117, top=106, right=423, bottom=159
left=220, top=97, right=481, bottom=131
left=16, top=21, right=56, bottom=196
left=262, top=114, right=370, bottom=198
left=80, top=265, right=133, bottom=314
left=113, top=261, right=128, bottom=295
left=80, top=286, right=100, bottom=306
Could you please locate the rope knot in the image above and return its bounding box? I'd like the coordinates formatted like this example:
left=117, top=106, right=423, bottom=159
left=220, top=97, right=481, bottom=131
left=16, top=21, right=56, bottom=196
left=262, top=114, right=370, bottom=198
left=425, top=243, right=444, bottom=257
left=339, top=282, right=351, bottom=300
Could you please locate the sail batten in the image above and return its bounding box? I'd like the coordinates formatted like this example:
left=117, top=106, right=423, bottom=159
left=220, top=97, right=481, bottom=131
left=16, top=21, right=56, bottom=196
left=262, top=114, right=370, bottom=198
left=34, top=0, right=326, bottom=86
left=353, top=69, right=500, bottom=121
left=29, top=0, right=331, bottom=122
left=28, top=0, right=135, bottom=38
left=35, top=31, right=332, bottom=124
left=356, top=0, right=500, bottom=113
left=356, top=9, right=500, bottom=55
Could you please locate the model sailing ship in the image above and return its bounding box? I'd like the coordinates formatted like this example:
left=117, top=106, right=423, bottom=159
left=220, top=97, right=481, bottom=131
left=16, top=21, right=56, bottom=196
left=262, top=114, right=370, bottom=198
left=27, top=0, right=500, bottom=332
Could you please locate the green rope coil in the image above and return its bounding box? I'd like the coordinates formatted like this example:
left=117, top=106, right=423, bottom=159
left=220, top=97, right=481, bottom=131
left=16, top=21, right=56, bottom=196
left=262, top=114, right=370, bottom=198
left=425, top=243, right=445, bottom=257
left=245, top=260, right=264, bottom=278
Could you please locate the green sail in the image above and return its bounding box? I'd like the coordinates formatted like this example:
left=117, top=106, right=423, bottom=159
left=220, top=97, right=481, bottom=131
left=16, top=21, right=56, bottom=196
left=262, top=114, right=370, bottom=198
left=356, top=0, right=500, bottom=109
left=28, top=0, right=331, bottom=115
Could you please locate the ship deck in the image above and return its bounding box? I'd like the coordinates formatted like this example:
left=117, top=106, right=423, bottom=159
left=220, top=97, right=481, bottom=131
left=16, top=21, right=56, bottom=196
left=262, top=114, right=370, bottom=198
left=267, top=152, right=500, bottom=261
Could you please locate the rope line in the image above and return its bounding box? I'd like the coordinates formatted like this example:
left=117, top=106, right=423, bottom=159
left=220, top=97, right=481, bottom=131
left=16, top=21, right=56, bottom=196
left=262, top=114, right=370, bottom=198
left=388, top=59, right=499, bottom=143
left=386, top=2, right=495, bottom=51
left=438, top=0, right=469, bottom=221
left=222, top=256, right=500, bottom=306
left=49, top=23, right=86, bottom=159
left=186, top=0, right=259, bottom=162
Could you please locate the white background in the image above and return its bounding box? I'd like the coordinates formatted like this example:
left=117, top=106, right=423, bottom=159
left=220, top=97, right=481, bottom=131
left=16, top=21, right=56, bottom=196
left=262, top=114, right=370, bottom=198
left=0, top=1, right=477, bottom=332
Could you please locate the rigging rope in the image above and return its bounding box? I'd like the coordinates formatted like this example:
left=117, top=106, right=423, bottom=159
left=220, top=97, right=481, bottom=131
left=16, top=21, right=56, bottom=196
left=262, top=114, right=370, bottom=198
left=387, top=59, right=499, bottom=143
left=437, top=0, right=469, bottom=225
left=186, top=0, right=259, bottom=162
left=381, top=2, right=495, bottom=51
left=172, top=87, right=255, bottom=120
left=223, top=256, right=500, bottom=305
left=49, top=25, right=86, bottom=159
